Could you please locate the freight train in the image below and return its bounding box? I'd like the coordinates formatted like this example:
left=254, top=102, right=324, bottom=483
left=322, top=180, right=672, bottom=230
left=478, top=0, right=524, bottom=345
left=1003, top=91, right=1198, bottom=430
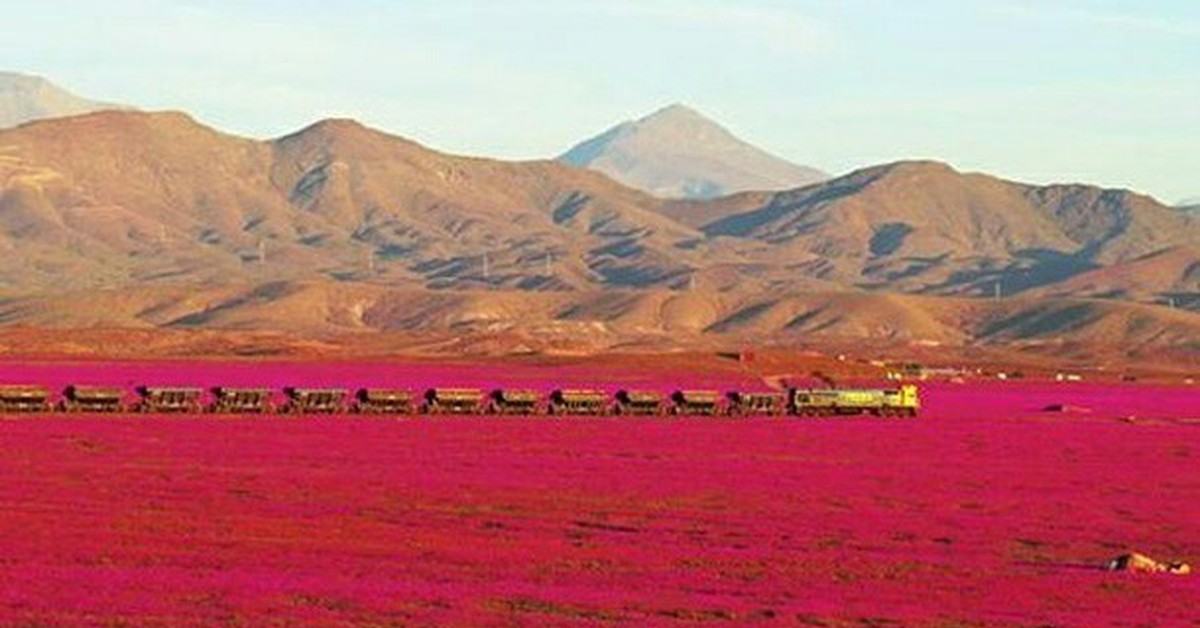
left=0, top=384, right=920, bottom=417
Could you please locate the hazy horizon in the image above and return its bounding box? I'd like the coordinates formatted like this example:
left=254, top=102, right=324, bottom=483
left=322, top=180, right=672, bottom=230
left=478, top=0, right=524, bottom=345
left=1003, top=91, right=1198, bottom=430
left=6, top=0, right=1199, bottom=203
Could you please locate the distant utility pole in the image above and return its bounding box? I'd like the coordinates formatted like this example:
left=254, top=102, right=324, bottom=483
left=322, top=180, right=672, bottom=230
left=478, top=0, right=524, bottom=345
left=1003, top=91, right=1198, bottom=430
left=544, top=252, right=553, bottom=277
left=258, top=239, right=267, bottom=264
left=688, top=274, right=697, bottom=292
left=993, top=280, right=1002, bottom=301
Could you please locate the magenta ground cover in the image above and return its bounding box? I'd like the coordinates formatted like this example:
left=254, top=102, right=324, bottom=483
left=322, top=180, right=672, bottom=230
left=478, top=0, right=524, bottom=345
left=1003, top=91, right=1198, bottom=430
left=0, top=361, right=1198, bottom=625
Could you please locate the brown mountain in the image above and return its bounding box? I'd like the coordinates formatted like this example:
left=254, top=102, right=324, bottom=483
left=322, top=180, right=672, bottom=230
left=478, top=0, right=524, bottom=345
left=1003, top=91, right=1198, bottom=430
left=675, top=161, right=1200, bottom=296
left=0, top=111, right=1198, bottom=364
left=0, top=110, right=731, bottom=291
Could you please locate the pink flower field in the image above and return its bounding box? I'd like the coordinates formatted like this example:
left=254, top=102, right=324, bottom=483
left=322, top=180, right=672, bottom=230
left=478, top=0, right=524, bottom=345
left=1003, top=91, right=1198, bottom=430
left=0, top=361, right=1198, bottom=626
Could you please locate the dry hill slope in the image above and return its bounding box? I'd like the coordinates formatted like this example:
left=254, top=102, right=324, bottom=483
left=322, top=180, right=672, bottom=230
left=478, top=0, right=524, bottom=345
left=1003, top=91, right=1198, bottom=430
left=1, top=281, right=1197, bottom=365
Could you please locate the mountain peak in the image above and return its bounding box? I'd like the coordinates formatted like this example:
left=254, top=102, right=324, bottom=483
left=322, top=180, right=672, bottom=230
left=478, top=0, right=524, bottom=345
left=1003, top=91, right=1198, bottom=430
left=273, top=117, right=434, bottom=157
left=0, top=71, right=129, bottom=128
left=642, top=103, right=708, bottom=123
left=560, top=105, right=827, bottom=199
left=0, top=71, right=48, bottom=88
left=281, top=117, right=371, bottom=141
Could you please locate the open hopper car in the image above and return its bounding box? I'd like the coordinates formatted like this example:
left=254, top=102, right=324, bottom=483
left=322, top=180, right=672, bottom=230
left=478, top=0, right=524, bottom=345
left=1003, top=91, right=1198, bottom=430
left=283, top=388, right=347, bottom=414
left=424, top=388, right=486, bottom=415
left=671, top=390, right=722, bottom=416
left=355, top=389, right=413, bottom=414
left=490, top=389, right=543, bottom=415
left=549, top=389, right=609, bottom=416
left=61, top=386, right=127, bottom=413
left=0, top=385, right=52, bottom=413
left=615, top=390, right=665, bottom=416
left=138, top=387, right=204, bottom=413
left=726, top=391, right=787, bottom=417
left=210, top=388, right=273, bottom=414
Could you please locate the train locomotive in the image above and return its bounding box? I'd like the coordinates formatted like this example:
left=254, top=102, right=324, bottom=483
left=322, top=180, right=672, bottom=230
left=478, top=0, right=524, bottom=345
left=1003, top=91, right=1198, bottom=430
left=789, top=384, right=920, bottom=417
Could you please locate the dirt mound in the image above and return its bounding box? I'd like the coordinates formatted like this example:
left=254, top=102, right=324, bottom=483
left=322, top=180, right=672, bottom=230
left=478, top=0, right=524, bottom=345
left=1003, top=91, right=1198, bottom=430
left=1106, top=553, right=1192, bottom=575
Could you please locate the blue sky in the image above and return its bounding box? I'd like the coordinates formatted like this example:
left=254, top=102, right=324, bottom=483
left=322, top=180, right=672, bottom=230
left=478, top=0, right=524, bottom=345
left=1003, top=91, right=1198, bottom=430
left=7, top=0, right=1199, bottom=202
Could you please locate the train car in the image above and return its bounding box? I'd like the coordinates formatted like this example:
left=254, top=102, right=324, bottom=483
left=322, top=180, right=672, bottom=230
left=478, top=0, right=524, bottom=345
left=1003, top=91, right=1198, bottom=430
left=549, top=389, right=609, bottom=416
left=614, top=390, right=665, bottom=416
left=490, top=389, right=543, bottom=415
left=138, top=387, right=204, bottom=413
left=210, top=387, right=273, bottom=414
left=671, top=390, right=722, bottom=416
left=355, top=389, right=413, bottom=414
left=0, top=385, right=52, bottom=413
left=790, top=384, right=919, bottom=417
left=62, top=386, right=127, bottom=413
left=424, top=388, right=486, bottom=415
left=726, top=391, right=786, bottom=417
left=283, top=388, right=347, bottom=414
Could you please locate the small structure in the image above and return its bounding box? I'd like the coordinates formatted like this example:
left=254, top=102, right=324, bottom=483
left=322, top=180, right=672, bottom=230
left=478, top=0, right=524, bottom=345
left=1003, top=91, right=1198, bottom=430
left=1042, top=403, right=1091, bottom=414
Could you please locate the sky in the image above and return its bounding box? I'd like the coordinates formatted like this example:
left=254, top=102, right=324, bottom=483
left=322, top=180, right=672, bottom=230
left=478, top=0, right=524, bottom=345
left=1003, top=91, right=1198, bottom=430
left=6, top=0, right=1200, bottom=203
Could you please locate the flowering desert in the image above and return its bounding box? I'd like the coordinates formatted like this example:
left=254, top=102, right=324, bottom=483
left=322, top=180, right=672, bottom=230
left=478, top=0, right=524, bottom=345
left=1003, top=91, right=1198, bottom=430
left=0, top=360, right=1198, bottom=626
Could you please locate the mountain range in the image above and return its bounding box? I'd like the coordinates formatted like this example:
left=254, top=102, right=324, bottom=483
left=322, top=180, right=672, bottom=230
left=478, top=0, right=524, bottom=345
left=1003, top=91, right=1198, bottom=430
left=560, top=104, right=827, bottom=199
left=0, top=108, right=1198, bottom=363
left=0, top=72, right=127, bottom=129
left=0, top=72, right=1197, bottom=364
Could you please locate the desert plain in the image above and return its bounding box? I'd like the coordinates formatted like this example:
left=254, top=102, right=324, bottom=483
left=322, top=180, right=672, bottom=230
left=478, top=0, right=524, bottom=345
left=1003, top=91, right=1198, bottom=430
left=0, top=349, right=1196, bottom=626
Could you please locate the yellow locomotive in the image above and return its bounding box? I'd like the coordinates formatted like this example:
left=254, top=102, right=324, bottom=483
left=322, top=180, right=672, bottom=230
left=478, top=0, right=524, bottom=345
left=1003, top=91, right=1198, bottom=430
left=789, top=384, right=920, bottom=417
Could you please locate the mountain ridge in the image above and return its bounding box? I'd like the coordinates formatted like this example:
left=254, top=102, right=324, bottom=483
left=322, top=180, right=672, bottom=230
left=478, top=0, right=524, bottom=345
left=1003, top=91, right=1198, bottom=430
left=0, top=109, right=1198, bottom=362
